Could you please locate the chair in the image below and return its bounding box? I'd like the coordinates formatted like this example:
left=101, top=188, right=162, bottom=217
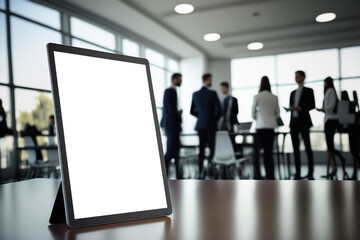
left=213, top=131, right=248, bottom=179
left=24, top=136, right=59, bottom=179
left=337, top=100, right=356, bottom=126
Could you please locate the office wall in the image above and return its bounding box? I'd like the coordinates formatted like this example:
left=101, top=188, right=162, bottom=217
left=180, top=56, right=207, bottom=134
left=208, top=59, right=232, bottom=101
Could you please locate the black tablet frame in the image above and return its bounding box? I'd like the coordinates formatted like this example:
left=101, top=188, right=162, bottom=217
left=47, top=43, right=172, bottom=228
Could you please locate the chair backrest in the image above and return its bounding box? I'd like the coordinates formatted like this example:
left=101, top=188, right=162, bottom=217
left=23, top=136, right=38, bottom=165
left=214, top=131, right=235, bottom=161
left=238, top=122, right=252, bottom=133
left=337, top=100, right=355, bottom=124
left=48, top=136, right=56, bottom=146
left=47, top=136, right=59, bottom=164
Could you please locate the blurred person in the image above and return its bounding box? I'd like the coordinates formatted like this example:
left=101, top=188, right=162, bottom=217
left=289, top=70, right=315, bottom=180
left=252, top=76, right=280, bottom=180
left=190, top=73, right=221, bottom=179
left=316, top=77, right=348, bottom=180
left=161, top=73, right=183, bottom=179
left=48, top=115, right=56, bottom=136
left=219, top=81, right=240, bottom=151
left=0, top=99, right=13, bottom=138
left=219, top=82, right=240, bottom=132
left=339, top=91, right=359, bottom=180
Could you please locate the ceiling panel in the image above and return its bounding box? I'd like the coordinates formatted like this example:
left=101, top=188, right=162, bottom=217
left=120, top=0, right=360, bottom=58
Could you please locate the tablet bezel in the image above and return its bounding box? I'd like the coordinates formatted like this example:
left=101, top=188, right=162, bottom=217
left=47, top=43, right=172, bottom=228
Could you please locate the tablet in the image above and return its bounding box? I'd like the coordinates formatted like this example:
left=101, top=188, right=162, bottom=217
left=47, top=43, right=172, bottom=228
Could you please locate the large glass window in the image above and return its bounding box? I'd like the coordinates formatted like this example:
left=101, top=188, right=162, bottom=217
left=1, top=0, right=179, bottom=181
left=145, top=48, right=165, bottom=67
left=70, top=17, right=115, bottom=50
left=231, top=56, right=275, bottom=88
left=305, top=81, right=327, bottom=131
left=276, top=49, right=339, bottom=84
left=232, top=88, right=258, bottom=123
left=341, top=79, right=360, bottom=101
left=15, top=89, right=53, bottom=137
left=0, top=0, right=5, bottom=10
left=232, top=47, right=360, bottom=155
left=72, top=39, right=114, bottom=53
left=122, top=38, right=139, bottom=57
left=0, top=86, right=13, bottom=170
left=341, top=46, right=360, bottom=78
left=0, top=86, right=11, bottom=128
left=168, top=58, right=179, bottom=73
left=11, top=17, right=61, bottom=90
left=277, top=85, right=296, bottom=127
left=0, top=13, right=8, bottom=83
left=10, top=0, right=60, bottom=29
left=150, top=66, right=165, bottom=108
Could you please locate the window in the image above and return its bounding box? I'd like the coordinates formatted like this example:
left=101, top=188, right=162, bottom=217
left=277, top=85, right=297, bottom=127
left=70, top=17, right=115, bottom=50
left=0, top=13, right=8, bottom=83
left=0, top=86, right=11, bottom=128
left=305, top=81, right=327, bottom=130
left=168, top=59, right=179, bottom=72
left=276, top=49, right=339, bottom=84
left=232, top=88, right=258, bottom=123
left=72, top=39, right=114, bottom=53
left=11, top=16, right=61, bottom=90
left=150, top=66, right=165, bottom=107
left=341, top=79, right=360, bottom=101
left=15, top=89, right=53, bottom=138
left=10, top=0, right=60, bottom=29
left=231, top=56, right=275, bottom=88
left=0, top=0, right=5, bottom=10
left=122, top=39, right=139, bottom=57
left=0, top=86, right=13, bottom=170
left=340, top=46, right=360, bottom=78
left=145, top=48, right=165, bottom=67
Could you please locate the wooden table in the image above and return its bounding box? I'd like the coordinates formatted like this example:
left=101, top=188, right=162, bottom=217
left=1, top=179, right=360, bottom=240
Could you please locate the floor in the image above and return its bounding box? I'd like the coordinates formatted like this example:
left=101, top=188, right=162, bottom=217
left=167, top=158, right=360, bottom=181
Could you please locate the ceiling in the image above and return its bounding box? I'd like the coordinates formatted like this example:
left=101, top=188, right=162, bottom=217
left=120, top=0, right=360, bottom=59
left=61, top=0, right=360, bottom=59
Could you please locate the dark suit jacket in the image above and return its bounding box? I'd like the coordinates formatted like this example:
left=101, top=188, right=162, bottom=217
left=161, top=88, right=181, bottom=132
left=190, top=87, right=222, bottom=131
left=222, top=96, right=240, bottom=126
left=289, top=86, right=315, bottom=128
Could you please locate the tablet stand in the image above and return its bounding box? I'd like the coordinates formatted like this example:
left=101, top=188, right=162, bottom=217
left=49, top=182, right=66, bottom=224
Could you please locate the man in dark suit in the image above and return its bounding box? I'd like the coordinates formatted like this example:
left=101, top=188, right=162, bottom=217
left=220, top=81, right=240, bottom=130
left=289, top=70, right=315, bottom=180
left=190, top=73, right=222, bottom=178
left=161, top=73, right=182, bottom=179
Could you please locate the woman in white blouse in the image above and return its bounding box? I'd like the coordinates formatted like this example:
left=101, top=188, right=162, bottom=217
left=252, top=76, right=280, bottom=179
left=316, top=77, right=348, bottom=180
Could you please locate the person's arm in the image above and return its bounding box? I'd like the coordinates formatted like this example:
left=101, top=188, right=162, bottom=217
left=190, top=95, right=198, bottom=117
left=232, top=98, right=240, bottom=124
left=252, top=95, right=257, bottom=120
left=214, top=93, right=222, bottom=121
left=274, top=96, right=280, bottom=118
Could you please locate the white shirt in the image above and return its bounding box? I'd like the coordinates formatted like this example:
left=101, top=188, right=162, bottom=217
left=252, top=90, right=280, bottom=129
left=324, top=88, right=338, bottom=122
left=293, top=86, right=303, bottom=118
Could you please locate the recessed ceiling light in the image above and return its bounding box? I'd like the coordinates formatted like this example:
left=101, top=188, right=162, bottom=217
left=203, top=33, right=221, bottom=42
left=174, top=4, right=194, bottom=14
left=316, top=12, right=336, bottom=23
left=247, top=42, right=263, bottom=50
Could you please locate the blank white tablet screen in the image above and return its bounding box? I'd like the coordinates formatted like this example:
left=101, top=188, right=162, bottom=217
left=53, top=52, right=167, bottom=219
